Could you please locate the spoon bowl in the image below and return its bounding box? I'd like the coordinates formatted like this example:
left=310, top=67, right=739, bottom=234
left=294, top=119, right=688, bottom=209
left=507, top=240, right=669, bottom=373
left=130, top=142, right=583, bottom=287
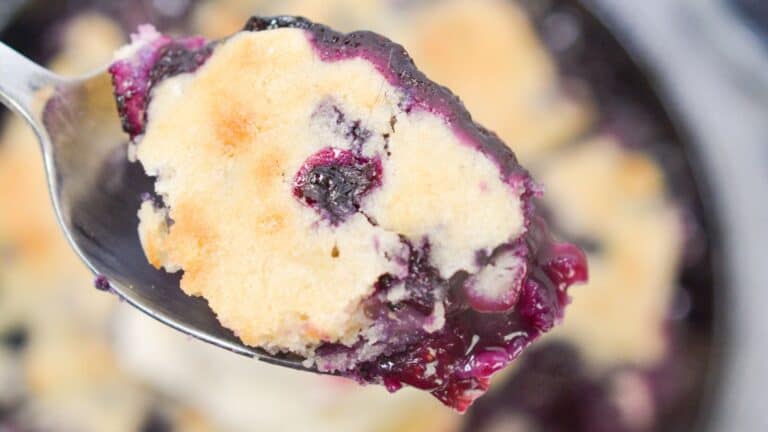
left=0, top=41, right=309, bottom=371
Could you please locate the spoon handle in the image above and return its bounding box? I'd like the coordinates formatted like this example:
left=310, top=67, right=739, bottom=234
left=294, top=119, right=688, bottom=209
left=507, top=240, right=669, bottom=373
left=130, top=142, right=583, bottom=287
left=0, top=42, right=59, bottom=128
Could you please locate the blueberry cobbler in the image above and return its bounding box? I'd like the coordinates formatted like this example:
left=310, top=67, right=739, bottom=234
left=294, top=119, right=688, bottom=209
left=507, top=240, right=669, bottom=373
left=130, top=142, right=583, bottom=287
left=108, top=16, right=587, bottom=411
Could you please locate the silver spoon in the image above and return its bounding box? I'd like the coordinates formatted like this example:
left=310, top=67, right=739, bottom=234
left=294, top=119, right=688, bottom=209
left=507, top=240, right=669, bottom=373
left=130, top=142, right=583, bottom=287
left=0, top=41, right=311, bottom=372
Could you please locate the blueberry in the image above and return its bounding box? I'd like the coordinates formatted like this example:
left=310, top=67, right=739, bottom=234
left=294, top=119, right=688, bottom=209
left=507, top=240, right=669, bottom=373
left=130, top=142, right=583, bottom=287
left=294, top=148, right=382, bottom=224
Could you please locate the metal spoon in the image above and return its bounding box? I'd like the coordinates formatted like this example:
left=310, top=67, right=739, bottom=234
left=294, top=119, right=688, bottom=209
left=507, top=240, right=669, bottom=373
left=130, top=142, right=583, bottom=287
left=0, top=41, right=310, bottom=371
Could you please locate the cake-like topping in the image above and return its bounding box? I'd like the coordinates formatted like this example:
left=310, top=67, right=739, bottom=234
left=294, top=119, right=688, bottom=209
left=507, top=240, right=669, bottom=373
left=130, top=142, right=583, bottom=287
left=109, top=16, right=587, bottom=412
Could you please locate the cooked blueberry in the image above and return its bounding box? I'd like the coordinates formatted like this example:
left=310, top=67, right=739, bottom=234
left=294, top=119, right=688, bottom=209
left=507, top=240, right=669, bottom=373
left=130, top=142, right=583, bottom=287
left=294, top=148, right=382, bottom=224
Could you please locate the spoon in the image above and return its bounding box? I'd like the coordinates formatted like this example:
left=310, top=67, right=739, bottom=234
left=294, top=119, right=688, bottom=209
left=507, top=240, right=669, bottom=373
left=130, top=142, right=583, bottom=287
left=0, top=41, right=311, bottom=372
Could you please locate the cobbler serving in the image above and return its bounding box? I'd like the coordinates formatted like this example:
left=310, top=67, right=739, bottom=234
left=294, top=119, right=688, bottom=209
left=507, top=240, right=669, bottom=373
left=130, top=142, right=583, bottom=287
left=108, top=16, right=587, bottom=412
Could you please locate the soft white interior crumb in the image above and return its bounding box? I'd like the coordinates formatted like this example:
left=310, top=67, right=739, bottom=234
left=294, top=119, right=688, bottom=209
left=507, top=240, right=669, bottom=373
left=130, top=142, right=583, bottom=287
left=467, top=251, right=526, bottom=304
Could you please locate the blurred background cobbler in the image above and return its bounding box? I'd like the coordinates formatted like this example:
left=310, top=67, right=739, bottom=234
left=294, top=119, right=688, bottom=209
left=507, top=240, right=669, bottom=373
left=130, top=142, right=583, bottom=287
left=0, top=0, right=728, bottom=431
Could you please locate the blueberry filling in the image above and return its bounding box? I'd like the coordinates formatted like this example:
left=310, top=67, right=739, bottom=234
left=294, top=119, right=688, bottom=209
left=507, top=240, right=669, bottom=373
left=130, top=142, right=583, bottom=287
left=309, top=219, right=585, bottom=411
left=318, top=218, right=586, bottom=412
left=293, top=148, right=382, bottom=224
